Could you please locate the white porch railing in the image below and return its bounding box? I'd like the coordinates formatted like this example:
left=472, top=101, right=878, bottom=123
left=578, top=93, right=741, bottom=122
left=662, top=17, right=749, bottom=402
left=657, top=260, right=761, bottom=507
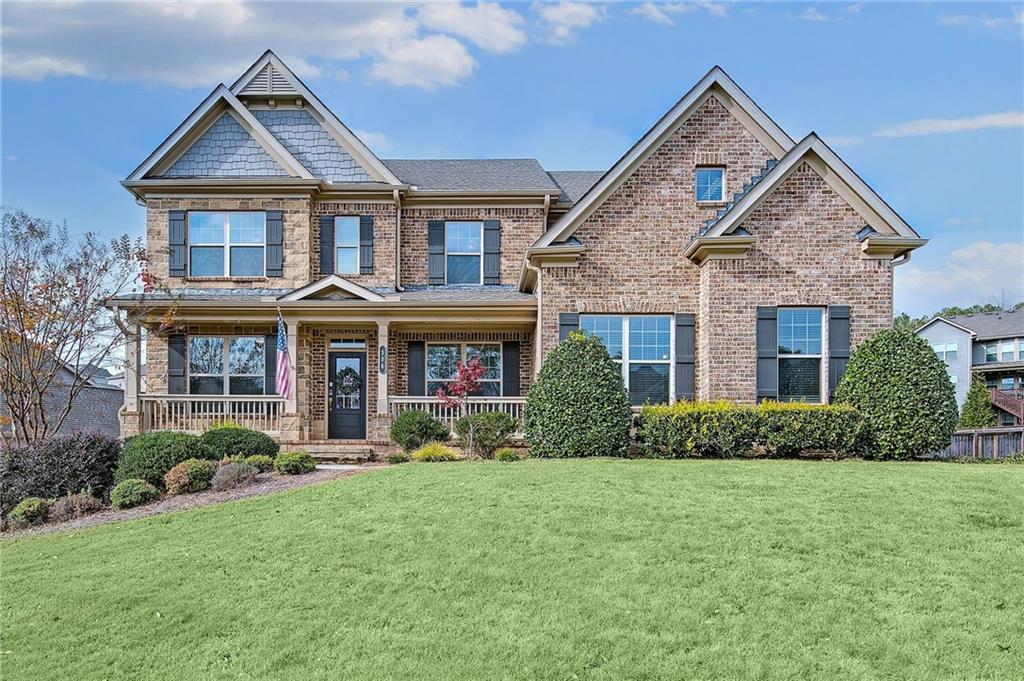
left=387, top=396, right=526, bottom=437
left=141, top=395, right=284, bottom=434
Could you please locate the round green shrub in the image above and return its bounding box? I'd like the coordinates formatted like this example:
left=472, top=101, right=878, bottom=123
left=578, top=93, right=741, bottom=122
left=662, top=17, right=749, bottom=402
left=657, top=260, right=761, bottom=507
left=454, top=411, right=517, bottom=459
left=110, top=479, right=160, bottom=509
left=959, top=373, right=998, bottom=429
left=274, top=451, right=316, bottom=475
left=243, top=454, right=275, bottom=473
left=115, top=432, right=217, bottom=488
left=834, top=329, right=958, bottom=460
left=163, top=458, right=217, bottom=495
left=495, top=447, right=520, bottom=462
left=6, top=497, right=52, bottom=528
left=390, top=410, right=450, bottom=452
left=200, top=425, right=279, bottom=458
left=524, top=331, right=632, bottom=458
left=410, top=442, right=460, bottom=462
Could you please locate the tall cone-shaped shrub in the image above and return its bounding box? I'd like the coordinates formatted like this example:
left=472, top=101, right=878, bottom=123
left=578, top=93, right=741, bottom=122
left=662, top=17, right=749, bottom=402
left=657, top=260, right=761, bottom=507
left=959, top=374, right=998, bottom=429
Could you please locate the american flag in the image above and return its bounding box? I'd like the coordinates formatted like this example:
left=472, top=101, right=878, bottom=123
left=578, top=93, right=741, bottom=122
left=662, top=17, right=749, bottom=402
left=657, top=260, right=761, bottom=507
left=275, top=313, right=293, bottom=399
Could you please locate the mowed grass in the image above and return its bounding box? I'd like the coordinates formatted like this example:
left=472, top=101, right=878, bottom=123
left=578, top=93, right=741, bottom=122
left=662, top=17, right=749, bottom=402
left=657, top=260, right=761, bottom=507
left=2, top=460, right=1023, bottom=680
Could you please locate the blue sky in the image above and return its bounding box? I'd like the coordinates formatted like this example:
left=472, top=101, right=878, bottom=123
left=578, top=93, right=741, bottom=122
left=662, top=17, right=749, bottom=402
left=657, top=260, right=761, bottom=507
left=1, top=1, right=1021, bottom=316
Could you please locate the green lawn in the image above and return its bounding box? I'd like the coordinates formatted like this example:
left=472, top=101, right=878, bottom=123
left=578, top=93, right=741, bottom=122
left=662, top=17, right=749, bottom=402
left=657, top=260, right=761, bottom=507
left=2, top=460, right=1022, bottom=680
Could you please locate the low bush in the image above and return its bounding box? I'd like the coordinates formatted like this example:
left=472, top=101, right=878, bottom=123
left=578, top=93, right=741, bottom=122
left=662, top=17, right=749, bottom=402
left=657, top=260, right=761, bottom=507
left=495, top=448, right=520, bottom=462
left=387, top=452, right=409, bottom=464
left=274, top=451, right=316, bottom=475
left=244, top=454, right=275, bottom=473
left=636, top=401, right=867, bottom=459
left=454, top=411, right=518, bottom=459
left=6, top=497, right=52, bottom=529
left=211, top=462, right=259, bottom=491
left=410, top=442, right=460, bottom=462
left=115, top=432, right=216, bottom=488
left=50, top=492, right=105, bottom=522
left=110, top=479, right=160, bottom=509
left=390, top=410, right=450, bottom=452
left=200, top=425, right=279, bottom=459
left=0, top=432, right=121, bottom=516
left=164, top=458, right=217, bottom=495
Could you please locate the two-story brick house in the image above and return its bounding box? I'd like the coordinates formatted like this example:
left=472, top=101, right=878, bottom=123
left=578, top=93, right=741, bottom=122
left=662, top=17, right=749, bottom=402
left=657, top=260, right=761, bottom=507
left=109, top=51, right=926, bottom=456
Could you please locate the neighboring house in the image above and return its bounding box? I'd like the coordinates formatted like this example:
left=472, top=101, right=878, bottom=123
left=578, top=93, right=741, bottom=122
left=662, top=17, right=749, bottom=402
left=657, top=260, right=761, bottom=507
left=105, top=364, right=147, bottom=393
left=108, top=51, right=926, bottom=454
left=1, top=362, right=123, bottom=441
left=917, top=309, right=1024, bottom=426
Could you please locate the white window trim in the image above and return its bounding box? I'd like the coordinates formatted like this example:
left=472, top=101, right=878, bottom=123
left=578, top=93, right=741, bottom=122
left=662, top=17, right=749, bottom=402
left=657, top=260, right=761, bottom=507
left=334, top=216, right=361, bottom=276
left=188, top=211, right=265, bottom=278
left=984, top=343, right=998, bottom=363
left=444, top=221, right=484, bottom=285
left=425, top=342, right=503, bottom=396
left=188, top=335, right=266, bottom=396
left=777, top=307, right=826, bottom=404
left=695, top=166, right=727, bottom=203
left=1000, top=340, right=1015, bottom=362
left=931, top=341, right=958, bottom=362
left=579, top=315, right=675, bottom=404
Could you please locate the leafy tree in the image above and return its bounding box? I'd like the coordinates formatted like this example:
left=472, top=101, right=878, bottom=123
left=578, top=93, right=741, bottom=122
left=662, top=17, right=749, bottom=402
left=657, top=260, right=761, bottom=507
left=834, top=329, right=957, bottom=460
left=436, top=355, right=487, bottom=458
left=959, top=374, right=998, bottom=429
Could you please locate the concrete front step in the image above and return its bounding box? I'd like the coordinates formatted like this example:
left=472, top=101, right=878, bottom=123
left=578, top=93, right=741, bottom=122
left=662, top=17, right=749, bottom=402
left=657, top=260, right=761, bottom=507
left=279, top=441, right=395, bottom=464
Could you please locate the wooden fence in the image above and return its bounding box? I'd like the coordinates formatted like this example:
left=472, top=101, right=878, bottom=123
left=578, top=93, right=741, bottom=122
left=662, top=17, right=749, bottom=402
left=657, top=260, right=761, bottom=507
left=926, top=427, right=1024, bottom=460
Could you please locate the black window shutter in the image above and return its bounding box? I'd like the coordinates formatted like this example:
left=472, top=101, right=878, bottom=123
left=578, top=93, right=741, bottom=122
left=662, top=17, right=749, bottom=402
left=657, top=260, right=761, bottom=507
left=264, top=334, right=277, bottom=395
left=168, top=210, right=187, bottom=277
left=559, top=313, right=579, bottom=341
left=319, top=215, right=334, bottom=276
left=407, top=341, right=426, bottom=396
left=483, top=220, right=501, bottom=285
left=428, top=221, right=445, bottom=285
left=756, top=306, right=778, bottom=402
left=675, top=313, right=696, bottom=401
left=265, top=210, right=284, bottom=277
left=359, top=215, right=374, bottom=275
left=168, top=334, right=187, bottom=395
left=502, top=341, right=520, bottom=397
left=828, top=306, right=851, bottom=401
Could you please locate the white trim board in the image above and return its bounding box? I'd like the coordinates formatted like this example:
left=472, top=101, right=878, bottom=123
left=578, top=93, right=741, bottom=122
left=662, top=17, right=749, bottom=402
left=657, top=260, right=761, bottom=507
left=277, top=275, right=396, bottom=303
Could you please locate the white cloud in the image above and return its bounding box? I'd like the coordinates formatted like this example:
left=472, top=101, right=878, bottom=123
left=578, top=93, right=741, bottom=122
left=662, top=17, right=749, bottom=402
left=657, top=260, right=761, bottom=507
left=353, top=129, right=391, bottom=151
left=418, top=2, right=526, bottom=54
left=370, top=35, right=475, bottom=89
left=630, top=2, right=675, bottom=26
left=875, top=111, right=1024, bottom=138
left=845, top=3, right=864, bottom=14
left=536, top=1, right=603, bottom=43
left=945, top=216, right=983, bottom=226
left=940, top=9, right=1023, bottom=30
left=897, top=241, right=1024, bottom=313
left=798, top=7, right=830, bottom=22
left=630, top=1, right=728, bottom=26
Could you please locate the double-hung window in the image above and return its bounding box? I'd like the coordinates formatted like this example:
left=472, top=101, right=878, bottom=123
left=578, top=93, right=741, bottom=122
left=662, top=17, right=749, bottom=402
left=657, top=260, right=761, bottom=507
left=445, top=222, right=483, bottom=285
left=580, top=315, right=671, bottom=406
left=777, top=308, right=824, bottom=403
left=931, top=341, right=957, bottom=362
left=695, top=167, right=725, bottom=202
left=1000, top=341, right=1015, bottom=362
left=188, top=212, right=265, bottom=277
left=188, top=336, right=265, bottom=395
left=334, top=216, right=360, bottom=275
left=984, top=343, right=998, bottom=363
left=426, top=343, right=501, bottom=396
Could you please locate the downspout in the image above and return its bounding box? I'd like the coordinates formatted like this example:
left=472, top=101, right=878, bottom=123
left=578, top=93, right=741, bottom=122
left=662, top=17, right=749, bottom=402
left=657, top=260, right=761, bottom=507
left=394, top=189, right=404, bottom=292
left=892, top=251, right=912, bottom=266
left=525, top=257, right=543, bottom=379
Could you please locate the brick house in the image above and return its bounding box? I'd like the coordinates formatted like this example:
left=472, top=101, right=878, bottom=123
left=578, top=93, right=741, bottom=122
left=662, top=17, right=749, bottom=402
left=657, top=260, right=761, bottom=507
left=109, top=51, right=926, bottom=456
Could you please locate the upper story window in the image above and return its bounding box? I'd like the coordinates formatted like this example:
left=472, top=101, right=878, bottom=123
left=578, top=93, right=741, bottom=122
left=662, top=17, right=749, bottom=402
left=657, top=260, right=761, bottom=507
left=777, top=307, right=823, bottom=403
left=696, top=167, right=725, bottom=202
left=426, top=343, right=501, bottom=396
left=984, top=343, right=998, bottom=363
left=1000, top=341, right=1015, bottom=361
left=581, top=315, right=671, bottom=406
left=931, top=341, right=957, bottom=362
left=189, top=212, right=265, bottom=277
left=188, top=336, right=265, bottom=395
left=446, top=221, right=483, bottom=285
left=334, top=217, right=360, bottom=275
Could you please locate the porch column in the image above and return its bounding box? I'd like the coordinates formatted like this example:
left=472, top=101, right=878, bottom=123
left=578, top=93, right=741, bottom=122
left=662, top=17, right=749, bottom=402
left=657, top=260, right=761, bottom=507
left=285, top=318, right=299, bottom=413
left=123, top=323, right=141, bottom=412
left=377, top=319, right=390, bottom=415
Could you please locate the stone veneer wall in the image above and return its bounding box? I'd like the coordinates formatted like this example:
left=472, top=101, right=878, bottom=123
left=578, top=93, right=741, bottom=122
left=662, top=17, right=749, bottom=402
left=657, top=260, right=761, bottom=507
left=400, top=207, right=547, bottom=287
left=146, top=197, right=311, bottom=289
left=697, top=163, right=893, bottom=402
left=309, top=201, right=398, bottom=288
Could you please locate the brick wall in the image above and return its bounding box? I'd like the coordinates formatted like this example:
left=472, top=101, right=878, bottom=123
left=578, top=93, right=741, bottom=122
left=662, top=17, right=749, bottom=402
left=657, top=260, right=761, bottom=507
left=309, top=201, right=398, bottom=288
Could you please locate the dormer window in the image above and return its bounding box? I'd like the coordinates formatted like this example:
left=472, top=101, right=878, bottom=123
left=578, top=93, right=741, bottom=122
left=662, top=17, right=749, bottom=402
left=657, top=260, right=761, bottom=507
left=696, top=167, right=725, bottom=202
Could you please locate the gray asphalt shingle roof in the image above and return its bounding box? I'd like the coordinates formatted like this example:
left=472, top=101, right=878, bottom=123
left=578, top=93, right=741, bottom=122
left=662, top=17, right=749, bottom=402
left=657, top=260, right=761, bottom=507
left=382, top=159, right=561, bottom=193
left=111, top=285, right=535, bottom=304
left=946, top=308, right=1024, bottom=341
left=547, top=170, right=605, bottom=204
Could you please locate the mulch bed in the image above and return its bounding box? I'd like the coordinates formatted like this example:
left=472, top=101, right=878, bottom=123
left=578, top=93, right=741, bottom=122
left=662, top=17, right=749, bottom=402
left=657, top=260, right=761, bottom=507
left=2, top=465, right=382, bottom=540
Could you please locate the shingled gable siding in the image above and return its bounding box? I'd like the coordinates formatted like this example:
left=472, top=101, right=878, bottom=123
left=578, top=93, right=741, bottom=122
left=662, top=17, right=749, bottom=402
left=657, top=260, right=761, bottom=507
left=538, top=95, right=773, bottom=389
left=309, top=202, right=397, bottom=287
left=146, top=198, right=311, bottom=289
left=400, top=207, right=547, bottom=287
left=697, top=162, right=893, bottom=403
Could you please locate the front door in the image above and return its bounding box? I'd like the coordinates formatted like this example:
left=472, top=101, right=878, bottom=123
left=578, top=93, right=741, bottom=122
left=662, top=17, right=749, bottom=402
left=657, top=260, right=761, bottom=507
left=328, top=351, right=366, bottom=439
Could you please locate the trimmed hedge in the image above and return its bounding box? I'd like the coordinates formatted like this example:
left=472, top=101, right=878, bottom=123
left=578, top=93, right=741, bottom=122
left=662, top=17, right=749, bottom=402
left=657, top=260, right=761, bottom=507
left=274, top=451, right=316, bottom=475
left=454, top=411, right=517, bottom=459
left=200, top=425, right=279, bottom=458
left=636, top=401, right=867, bottom=459
left=164, top=458, right=217, bottom=495
left=390, top=410, right=449, bottom=452
left=110, top=479, right=160, bottom=509
left=834, top=329, right=958, bottom=460
left=524, top=331, right=632, bottom=458
left=114, top=432, right=217, bottom=488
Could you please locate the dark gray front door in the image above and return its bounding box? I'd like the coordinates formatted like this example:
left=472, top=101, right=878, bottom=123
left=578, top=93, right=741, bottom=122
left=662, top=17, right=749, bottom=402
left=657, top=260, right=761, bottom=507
left=328, top=351, right=366, bottom=439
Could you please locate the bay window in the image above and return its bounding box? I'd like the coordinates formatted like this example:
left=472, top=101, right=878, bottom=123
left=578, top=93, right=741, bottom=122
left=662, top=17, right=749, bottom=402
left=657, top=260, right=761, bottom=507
left=188, top=336, right=265, bottom=395
left=188, top=212, right=265, bottom=277
left=445, top=222, right=483, bottom=285
left=580, top=315, right=671, bottom=406
left=426, top=343, right=501, bottom=396
left=777, top=308, right=823, bottom=403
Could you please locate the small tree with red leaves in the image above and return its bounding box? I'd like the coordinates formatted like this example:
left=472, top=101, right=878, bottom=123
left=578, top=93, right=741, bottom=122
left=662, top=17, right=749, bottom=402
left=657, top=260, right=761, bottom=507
left=436, top=356, right=486, bottom=458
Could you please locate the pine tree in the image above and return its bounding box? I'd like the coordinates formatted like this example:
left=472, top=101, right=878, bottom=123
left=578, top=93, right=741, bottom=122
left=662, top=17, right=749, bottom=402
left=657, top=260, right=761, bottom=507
left=959, top=374, right=997, bottom=429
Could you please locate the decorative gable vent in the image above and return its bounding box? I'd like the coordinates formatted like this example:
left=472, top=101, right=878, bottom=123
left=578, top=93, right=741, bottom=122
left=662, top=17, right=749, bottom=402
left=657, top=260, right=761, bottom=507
left=240, top=63, right=297, bottom=96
